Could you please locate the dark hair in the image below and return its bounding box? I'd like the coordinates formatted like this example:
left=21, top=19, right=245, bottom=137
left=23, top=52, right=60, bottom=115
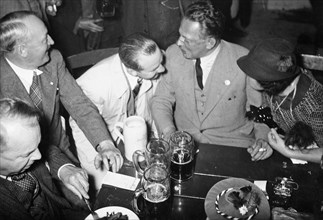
left=184, top=1, right=225, bottom=40
left=257, top=75, right=298, bottom=96
left=0, top=98, right=41, bottom=148
left=0, top=11, right=36, bottom=52
left=119, top=32, right=158, bottom=72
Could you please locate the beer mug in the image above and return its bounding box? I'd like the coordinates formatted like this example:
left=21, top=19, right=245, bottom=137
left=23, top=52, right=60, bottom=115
left=133, top=138, right=171, bottom=175
left=169, top=131, right=195, bottom=182
left=133, top=165, right=170, bottom=214
left=96, top=0, right=117, bottom=18
left=114, top=116, right=147, bottom=162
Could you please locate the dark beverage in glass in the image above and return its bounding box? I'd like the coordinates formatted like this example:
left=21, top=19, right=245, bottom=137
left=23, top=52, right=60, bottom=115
left=96, top=0, right=116, bottom=18
left=170, top=148, right=194, bottom=181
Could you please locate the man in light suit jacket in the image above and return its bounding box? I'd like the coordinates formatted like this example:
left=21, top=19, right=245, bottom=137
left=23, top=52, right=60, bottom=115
left=0, top=98, right=89, bottom=220
left=151, top=1, right=271, bottom=156
left=0, top=11, right=123, bottom=204
left=70, top=33, right=165, bottom=192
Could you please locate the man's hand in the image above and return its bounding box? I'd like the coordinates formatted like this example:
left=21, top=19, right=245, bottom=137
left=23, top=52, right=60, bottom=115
left=95, top=140, right=123, bottom=173
left=247, top=138, right=273, bottom=161
left=59, top=165, right=89, bottom=200
left=79, top=18, right=104, bottom=32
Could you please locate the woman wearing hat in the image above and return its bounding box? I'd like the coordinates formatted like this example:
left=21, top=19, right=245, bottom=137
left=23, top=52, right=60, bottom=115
left=237, top=38, right=323, bottom=164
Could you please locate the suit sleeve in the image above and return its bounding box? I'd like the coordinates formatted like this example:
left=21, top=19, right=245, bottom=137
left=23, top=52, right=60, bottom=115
left=150, top=48, right=177, bottom=136
left=54, top=50, right=112, bottom=149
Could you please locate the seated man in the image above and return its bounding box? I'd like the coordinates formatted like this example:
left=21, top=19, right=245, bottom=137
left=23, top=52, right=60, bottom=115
left=69, top=32, right=165, bottom=192
left=0, top=11, right=122, bottom=204
left=0, top=98, right=89, bottom=220
left=237, top=38, right=323, bottom=163
left=151, top=1, right=268, bottom=148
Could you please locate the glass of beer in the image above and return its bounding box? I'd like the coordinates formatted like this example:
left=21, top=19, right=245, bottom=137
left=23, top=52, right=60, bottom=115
left=133, top=165, right=170, bottom=214
left=169, top=131, right=195, bottom=182
left=96, top=0, right=117, bottom=18
left=133, top=138, right=171, bottom=175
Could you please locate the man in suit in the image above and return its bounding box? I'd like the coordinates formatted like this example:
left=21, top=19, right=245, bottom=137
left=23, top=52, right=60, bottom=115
left=151, top=1, right=270, bottom=153
left=0, top=98, right=89, bottom=220
left=0, top=11, right=123, bottom=204
left=70, top=33, right=165, bottom=192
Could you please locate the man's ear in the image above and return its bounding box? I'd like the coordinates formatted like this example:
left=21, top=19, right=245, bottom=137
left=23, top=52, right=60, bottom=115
left=206, top=37, right=216, bottom=49
left=126, top=67, right=139, bottom=77
left=16, top=44, right=28, bottom=57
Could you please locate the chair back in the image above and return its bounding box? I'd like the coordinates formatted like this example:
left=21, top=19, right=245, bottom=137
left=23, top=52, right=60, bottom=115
left=66, top=47, right=119, bottom=78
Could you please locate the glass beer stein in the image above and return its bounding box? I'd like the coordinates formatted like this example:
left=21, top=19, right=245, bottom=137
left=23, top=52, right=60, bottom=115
left=133, top=165, right=170, bottom=214
left=271, top=177, right=299, bottom=208
left=133, top=138, right=171, bottom=175
left=96, top=0, right=117, bottom=18
left=169, top=131, right=195, bottom=182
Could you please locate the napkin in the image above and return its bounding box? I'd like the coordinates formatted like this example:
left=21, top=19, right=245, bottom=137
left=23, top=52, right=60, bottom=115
left=101, top=171, right=140, bottom=191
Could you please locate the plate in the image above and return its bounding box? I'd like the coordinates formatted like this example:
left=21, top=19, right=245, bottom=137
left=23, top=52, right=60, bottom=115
left=85, top=206, right=139, bottom=220
left=204, top=178, right=270, bottom=220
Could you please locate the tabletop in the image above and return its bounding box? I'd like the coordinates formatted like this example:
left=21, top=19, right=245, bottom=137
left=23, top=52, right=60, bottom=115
left=94, top=143, right=323, bottom=220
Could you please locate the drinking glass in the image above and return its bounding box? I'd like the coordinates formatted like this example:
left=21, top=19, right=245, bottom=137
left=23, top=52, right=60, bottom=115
left=169, top=131, right=195, bottom=182
left=96, top=0, right=116, bottom=18
left=133, top=138, right=171, bottom=175
left=133, top=165, right=170, bottom=214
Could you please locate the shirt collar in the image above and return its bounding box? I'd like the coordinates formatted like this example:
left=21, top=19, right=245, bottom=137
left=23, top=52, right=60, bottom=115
left=5, top=58, right=43, bottom=76
left=200, top=41, right=221, bottom=65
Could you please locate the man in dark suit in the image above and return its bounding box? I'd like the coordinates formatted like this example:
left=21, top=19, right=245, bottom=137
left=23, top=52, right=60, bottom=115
left=0, top=98, right=89, bottom=220
left=0, top=11, right=123, bottom=204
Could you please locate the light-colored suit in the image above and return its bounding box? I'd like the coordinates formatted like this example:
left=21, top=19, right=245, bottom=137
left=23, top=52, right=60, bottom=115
left=151, top=40, right=266, bottom=148
left=69, top=53, right=158, bottom=190
left=0, top=49, right=110, bottom=178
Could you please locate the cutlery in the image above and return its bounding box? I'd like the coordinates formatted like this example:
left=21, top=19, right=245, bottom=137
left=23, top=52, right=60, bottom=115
left=84, top=198, right=99, bottom=220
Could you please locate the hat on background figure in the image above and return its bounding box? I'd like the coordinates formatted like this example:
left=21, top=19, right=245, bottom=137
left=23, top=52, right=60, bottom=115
left=237, top=38, right=301, bottom=81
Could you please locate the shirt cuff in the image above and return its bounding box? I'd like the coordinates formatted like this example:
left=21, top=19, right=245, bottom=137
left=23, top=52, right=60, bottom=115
left=57, top=163, right=75, bottom=180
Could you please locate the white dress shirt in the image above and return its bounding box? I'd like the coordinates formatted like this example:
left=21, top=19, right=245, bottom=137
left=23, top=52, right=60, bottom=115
left=199, top=43, right=221, bottom=86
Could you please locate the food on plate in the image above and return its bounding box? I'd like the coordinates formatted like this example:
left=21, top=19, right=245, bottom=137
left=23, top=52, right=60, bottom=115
left=97, top=212, right=128, bottom=220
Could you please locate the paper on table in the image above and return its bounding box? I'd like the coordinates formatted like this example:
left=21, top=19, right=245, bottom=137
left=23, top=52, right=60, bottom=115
left=101, top=171, right=140, bottom=191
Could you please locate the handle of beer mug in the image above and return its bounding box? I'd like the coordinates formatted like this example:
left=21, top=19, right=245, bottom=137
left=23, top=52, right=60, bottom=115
left=114, top=121, right=124, bottom=142
left=132, top=150, right=146, bottom=176
left=132, top=188, right=145, bottom=214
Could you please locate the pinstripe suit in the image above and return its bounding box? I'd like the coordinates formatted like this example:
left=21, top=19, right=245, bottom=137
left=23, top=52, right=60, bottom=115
left=0, top=159, right=88, bottom=220
left=151, top=40, right=267, bottom=148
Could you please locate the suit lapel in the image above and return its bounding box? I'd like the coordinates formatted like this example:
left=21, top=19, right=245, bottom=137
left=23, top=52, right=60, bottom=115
left=202, top=44, right=238, bottom=121
left=0, top=56, right=33, bottom=103
left=38, top=67, right=57, bottom=118
left=179, top=59, right=200, bottom=125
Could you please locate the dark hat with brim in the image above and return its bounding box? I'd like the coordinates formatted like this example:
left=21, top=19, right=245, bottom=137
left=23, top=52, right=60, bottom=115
left=237, top=38, right=301, bottom=81
left=205, top=178, right=270, bottom=220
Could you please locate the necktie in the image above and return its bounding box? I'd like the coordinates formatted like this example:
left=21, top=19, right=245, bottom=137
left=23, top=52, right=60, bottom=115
left=132, top=78, right=143, bottom=99
left=29, top=72, right=43, bottom=110
left=195, top=58, right=203, bottom=89
left=11, top=172, right=38, bottom=195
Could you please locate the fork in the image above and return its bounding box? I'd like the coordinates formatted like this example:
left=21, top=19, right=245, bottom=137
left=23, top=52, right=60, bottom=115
left=84, top=198, right=99, bottom=220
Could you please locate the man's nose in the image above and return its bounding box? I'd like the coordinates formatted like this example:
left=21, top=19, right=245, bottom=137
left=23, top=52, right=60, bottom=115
left=48, top=35, right=54, bottom=45
left=31, top=149, right=42, bottom=161
left=157, top=64, right=166, bottom=73
left=177, top=36, right=184, bottom=46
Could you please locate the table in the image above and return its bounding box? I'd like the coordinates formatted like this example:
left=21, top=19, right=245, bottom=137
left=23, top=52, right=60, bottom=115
left=94, top=143, right=323, bottom=220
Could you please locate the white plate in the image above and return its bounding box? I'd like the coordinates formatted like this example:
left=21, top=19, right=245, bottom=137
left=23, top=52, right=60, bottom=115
left=85, top=206, right=139, bottom=220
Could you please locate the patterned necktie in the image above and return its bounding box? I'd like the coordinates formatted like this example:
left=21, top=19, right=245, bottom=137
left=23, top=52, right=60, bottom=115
left=195, top=58, right=203, bottom=89
left=29, top=72, right=43, bottom=110
left=132, top=78, right=143, bottom=99
left=11, top=172, right=38, bottom=195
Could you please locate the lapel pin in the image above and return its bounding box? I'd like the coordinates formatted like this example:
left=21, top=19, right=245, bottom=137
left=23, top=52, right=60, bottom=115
left=224, top=80, right=230, bottom=86
left=50, top=82, right=54, bottom=85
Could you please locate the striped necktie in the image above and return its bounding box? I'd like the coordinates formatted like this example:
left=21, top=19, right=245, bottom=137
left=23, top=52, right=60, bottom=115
left=195, top=58, right=203, bottom=89
left=29, top=72, right=43, bottom=110
left=132, top=78, right=143, bottom=99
